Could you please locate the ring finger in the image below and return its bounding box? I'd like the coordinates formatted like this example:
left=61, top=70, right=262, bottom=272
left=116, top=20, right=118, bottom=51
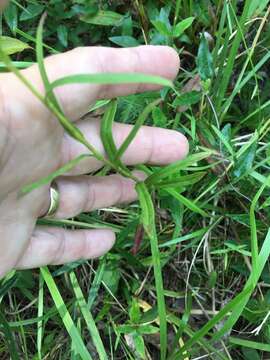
left=40, top=172, right=144, bottom=219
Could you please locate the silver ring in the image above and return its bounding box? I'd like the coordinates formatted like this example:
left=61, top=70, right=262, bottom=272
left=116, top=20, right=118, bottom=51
left=41, top=183, right=60, bottom=218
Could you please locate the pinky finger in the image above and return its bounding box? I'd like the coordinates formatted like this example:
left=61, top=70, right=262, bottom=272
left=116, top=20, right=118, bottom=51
left=15, top=227, right=115, bottom=270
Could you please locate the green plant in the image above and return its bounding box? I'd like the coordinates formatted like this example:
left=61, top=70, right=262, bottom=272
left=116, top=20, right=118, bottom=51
left=1, top=1, right=270, bottom=359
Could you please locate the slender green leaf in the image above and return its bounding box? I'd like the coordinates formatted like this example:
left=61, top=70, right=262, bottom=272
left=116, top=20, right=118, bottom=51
left=230, top=337, right=270, bottom=352
left=173, top=17, right=194, bottom=37
left=88, top=258, right=107, bottom=309
left=37, top=273, right=44, bottom=360
left=3, top=3, right=18, bottom=33
left=20, top=3, right=45, bottom=21
left=0, top=36, right=30, bottom=55
left=233, top=141, right=257, bottom=178
left=0, top=60, right=33, bottom=69
left=222, top=43, right=270, bottom=118
left=160, top=217, right=222, bottom=247
left=35, top=14, right=98, bottom=160
left=49, top=73, right=173, bottom=92
left=0, top=307, right=20, bottom=360
left=196, top=33, right=214, bottom=81
left=212, top=124, right=234, bottom=156
left=40, top=267, right=92, bottom=360
left=136, top=183, right=167, bottom=360
left=81, top=10, right=124, bottom=26
left=101, top=100, right=118, bottom=162
left=109, top=36, right=139, bottom=47
left=212, top=227, right=270, bottom=342
left=116, top=99, right=161, bottom=161
left=69, top=271, right=107, bottom=360
left=173, top=91, right=202, bottom=107
left=155, top=171, right=206, bottom=189
left=173, top=286, right=253, bottom=359
left=52, top=260, right=86, bottom=277
left=57, top=24, right=68, bottom=47
left=20, top=154, right=90, bottom=195
left=36, top=13, right=60, bottom=109
left=165, top=188, right=208, bottom=217
left=151, top=20, right=171, bottom=36
left=215, top=1, right=252, bottom=111
left=0, top=273, right=18, bottom=298
left=146, top=151, right=213, bottom=185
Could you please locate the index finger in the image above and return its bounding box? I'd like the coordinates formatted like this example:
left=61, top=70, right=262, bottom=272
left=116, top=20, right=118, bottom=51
left=22, top=45, right=180, bottom=121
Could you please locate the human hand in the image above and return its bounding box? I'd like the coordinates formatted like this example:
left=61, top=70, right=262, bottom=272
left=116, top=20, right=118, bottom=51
left=0, top=45, right=189, bottom=278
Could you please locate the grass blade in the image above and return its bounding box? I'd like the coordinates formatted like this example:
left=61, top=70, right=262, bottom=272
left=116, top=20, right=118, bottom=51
left=37, top=273, right=44, bottom=360
left=88, top=259, right=107, bottom=309
left=229, top=337, right=270, bottom=352
left=165, top=188, right=209, bottom=217
left=160, top=217, right=222, bottom=248
left=40, top=267, right=92, bottom=360
left=69, top=271, right=108, bottom=360
left=155, top=172, right=206, bottom=189
left=35, top=14, right=110, bottom=170
left=211, top=125, right=234, bottom=156
left=115, top=99, right=161, bottom=161
left=146, top=151, right=213, bottom=186
left=100, top=100, right=118, bottom=163
left=136, top=182, right=167, bottom=360
left=212, top=226, right=270, bottom=342
left=0, top=272, right=18, bottom=298
left=215, top=0, right=252, bottom=112
left=48, top=73, right=173, bottom=93
left=36, top=13, right=60, bottom=110
left=20, top=154, right=91, bottom=195
left=172, top=286, right=253, bottom=359
left=0, top=307, right=20, bottom=360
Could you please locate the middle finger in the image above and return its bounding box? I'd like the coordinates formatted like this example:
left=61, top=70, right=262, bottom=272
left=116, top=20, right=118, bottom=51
left=61, top=117, right=189, bottom=176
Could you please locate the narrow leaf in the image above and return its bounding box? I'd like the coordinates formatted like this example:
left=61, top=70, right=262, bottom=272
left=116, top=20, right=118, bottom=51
left=155, top=172, right=206, bottom=189
left=100, top=100, right=118, bottom=162
left=116, top=99, right=162, bottom=161
left=0, top=36, right=30, bottom=55
left=196, top=33, right=214, bottom=81
left=20, top=154, right=90, bottom=195
left=173, top=91, right=201, bottom=107
left=81, top=10, right=124, bottom=26
left=173, top=17, right=194, bottom=37
left=69, top=272, right=107, bottom=360
left=41, top=267, right=92, bottom=360
left=0, top=307, right=20, bottom=360
left=49, top=73, right=173, bottom=92
left=146, top=151, right=213, bottom=185
left=109, top=36, right=139, bottom=47
left=229, top=337, right=270, bottom=352
left=136, top=183, right=167, bottom=360
left=166, top=188, right=208, bottom=217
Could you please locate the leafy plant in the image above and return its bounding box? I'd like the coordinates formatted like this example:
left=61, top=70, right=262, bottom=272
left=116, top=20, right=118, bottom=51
left=1, top=1, right=270, bottom=359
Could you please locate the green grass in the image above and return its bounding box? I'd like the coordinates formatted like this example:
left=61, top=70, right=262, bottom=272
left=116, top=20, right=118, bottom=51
left=1, top=0, right=270, bottom=359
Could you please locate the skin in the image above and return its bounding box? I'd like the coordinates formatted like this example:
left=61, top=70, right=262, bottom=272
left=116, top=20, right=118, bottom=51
left=0, top=44, right=189, bottom=278
left=0, top=0, right=7, bottom=9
